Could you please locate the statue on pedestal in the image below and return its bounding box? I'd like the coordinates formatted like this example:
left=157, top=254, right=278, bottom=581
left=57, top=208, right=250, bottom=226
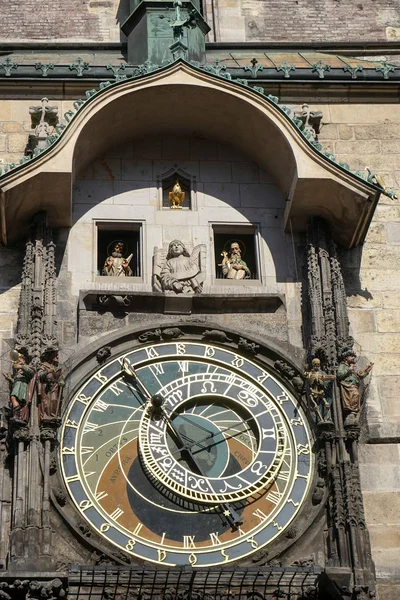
left=37, top=349, right=65, bottom=424
left=304, top=358, right=335, bottom=423
left=219, top=241, right=251, bottom=280
left=102, top=241, right=133, bottom=277
left=337, top=349, right=373, bottom=426
left=153, top=240, right=206, bottom=294
left=4, top=351, right=35, bottom=423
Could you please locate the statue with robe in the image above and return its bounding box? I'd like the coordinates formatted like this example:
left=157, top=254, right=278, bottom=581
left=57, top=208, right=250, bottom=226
left=37, top=349, right=65, bottom=423
left=102, top=241, right=133, bottom=277
left=337, top=349, right=373, bottom=425
left=153, top=240, right=206, bottom=294
left=4, top=352, right=35, bottom=423
left=219, top=241, right=251, bottom=280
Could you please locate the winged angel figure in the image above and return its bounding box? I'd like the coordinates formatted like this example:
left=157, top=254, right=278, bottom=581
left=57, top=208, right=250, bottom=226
left=153, top=240, right=206, bottom=294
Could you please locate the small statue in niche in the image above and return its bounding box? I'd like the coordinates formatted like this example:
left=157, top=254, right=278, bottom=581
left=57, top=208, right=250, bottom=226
left=219, top=241, right=251, bottom=280
left=168, top=180, right=185, bottom=209
left=4, top=351, right=35, bottom=423
left=153, top=240, right=206, bottom=294
left=102, top=241, right=133, bottom=277
left=304, top=357, right=335, bottom=423
left=37, top=349, right=65, bottom=423
left=337, top=349, right=373, bottom=426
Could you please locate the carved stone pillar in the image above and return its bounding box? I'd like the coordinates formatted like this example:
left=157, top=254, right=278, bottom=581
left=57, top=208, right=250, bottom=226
left=3, top=212, right=61, bottom=569
left=305, top=219, right=375, bottom=599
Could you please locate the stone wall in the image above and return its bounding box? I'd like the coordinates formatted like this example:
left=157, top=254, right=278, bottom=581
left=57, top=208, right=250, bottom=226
left=0, top=0, right=399, bottom=43
left=0, top=0, right=129, bottom=42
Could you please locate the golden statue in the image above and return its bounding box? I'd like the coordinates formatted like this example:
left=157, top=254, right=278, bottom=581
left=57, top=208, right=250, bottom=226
left=168, top=180, right=185, bottom=209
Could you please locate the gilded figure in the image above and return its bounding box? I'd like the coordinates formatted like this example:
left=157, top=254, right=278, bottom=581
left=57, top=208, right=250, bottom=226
left=219, top=241, right=251, bottom=280
left=168, top=180, right=185, bottom=209
left=102, top=241, right=133, bottom=277
left=337, top=350, right=373, bottom=425
left=304, top=358, right=335, bottom=423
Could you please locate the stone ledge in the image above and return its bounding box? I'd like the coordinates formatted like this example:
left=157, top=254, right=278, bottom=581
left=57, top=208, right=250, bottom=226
left=79, top=290, right=284, bottom=315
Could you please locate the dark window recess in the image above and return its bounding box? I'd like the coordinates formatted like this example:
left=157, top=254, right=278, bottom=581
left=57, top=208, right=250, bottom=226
left=214, top=230, right=259, bottom=280
left=162, top=173, right=191, bottom=209
left=97, top=227, right=141, bottom=276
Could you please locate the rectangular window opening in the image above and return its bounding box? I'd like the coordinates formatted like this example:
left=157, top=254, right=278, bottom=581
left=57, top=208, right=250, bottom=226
left=213, top=225, right=259, bottom=281
left=96, top=222, right=142, bottom=277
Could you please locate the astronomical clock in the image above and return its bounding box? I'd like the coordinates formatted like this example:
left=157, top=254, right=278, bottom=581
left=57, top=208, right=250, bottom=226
left=58, top=335, right=313, bottom=567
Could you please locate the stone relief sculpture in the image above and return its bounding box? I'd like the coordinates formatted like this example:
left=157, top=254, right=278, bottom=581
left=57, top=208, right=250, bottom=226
left=4, top=351, right=35, bottom=423
left=102, top=241, right=133, bottom=276
left=304, top=357, right=335, bottom=423
left=153, top=240, right=206, bottom=294
left=219, top=241, right=251, bottom=280
left=337, top=349, right=373, bottom=426
left=37, top=349, right=65, bottom=423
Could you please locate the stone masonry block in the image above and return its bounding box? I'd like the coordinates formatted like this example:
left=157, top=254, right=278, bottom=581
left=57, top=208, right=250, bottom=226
left=338, top=124, right=353, bottom=140
left=0, top=101, right=12, bottom=121
left=347, top=293, right=382, bottom=309
left=365, top=223, right=387, bottom=244
left=7, top=133, right=27, bottom=153
left=232, top=161, right=259, bottom=183
left=378, top=376, right=400, bottom=418
left=358, top=269, right=400, bottom=291
left=93, top=158, right=121, bottom=181
left=386, top=223, right=400, bottom=244
left=318, top=123, right=338, bottom=140
left=361, top=244, right=400, bottom=269
left=355, top=124, right=400, bottom=140
left=368, top=352, right=400, bottom=376
left=376, top=310, right=400, bottom=332
left=331, top=105, right=400, bottom=124
left=364, top=491, right=400, bottom=525
left=0, top=135, right=6, bottom=152
left=383, top=293, right=400, bottom=308
left=335, top=140, right=381, bottom=154
left=200, top=161, right=232, bottom=182
left=348, top=308, right=376, bottom=333
left=2, top=121, right=22, bottom=133
left=381, top=140, right=400, bottom=154
left=121, top=159, right=152, bottom=181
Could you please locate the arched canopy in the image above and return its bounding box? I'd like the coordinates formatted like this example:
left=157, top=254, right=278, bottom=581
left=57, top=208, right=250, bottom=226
left=0, top=61, right=379, bottom=247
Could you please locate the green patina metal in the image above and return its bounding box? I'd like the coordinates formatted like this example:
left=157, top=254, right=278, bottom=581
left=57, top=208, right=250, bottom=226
left=0, top=57, right=18, bottom=77
left=375, top=62, right=396, bottom=80
left=35, top=62, right=55, bottom=77
left=312, top=61, right=331, bottom=79
left=276, top=61, right=296, bottom=78
left=0, top=58, right=395, bottom=200
left=69, top=57, right=90, bottom=77
left=121, top=0, right=210, bottom=66
left=343, top=64, right=363, bottom=79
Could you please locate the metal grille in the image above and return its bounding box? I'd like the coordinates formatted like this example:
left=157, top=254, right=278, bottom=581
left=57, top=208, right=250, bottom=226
left=68, top=566, right=321, bottom=600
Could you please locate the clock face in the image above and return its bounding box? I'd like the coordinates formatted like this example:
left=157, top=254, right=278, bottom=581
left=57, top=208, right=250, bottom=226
left=60, top=341, right=313, bottom=567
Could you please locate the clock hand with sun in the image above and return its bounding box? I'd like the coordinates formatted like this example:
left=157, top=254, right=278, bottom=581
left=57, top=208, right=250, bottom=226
left=121, top=359, right=243, bottom=528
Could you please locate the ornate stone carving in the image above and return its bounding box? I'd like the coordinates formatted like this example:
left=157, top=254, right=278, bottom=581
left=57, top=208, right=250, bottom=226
left=15, top=213, right=58, bottom=366
left=161, top=327, right=184, bottom=340
left=53, top=488, right=67, bottom=507
left=0, top=579, right=67, bottom=600
left=28, top=97, right=59, bottom=154
left=312, top=477, right=325, bottom=505
left=202, top=330, right=233, bottom=344
left=237, top=337, right=259, bottom=355
left=138, top=329, right=162, bottom=343
left=96, top=346, right=112, bottom=364
left=153, top=240, right=206, bottom=294
left=274, top=360, right=304, bottom=393
left=294, top=103, right=323, bottom=140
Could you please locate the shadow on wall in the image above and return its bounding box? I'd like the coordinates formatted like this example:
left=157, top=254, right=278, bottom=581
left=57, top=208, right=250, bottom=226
left=115, top=0, right=130, bottom=45
left=71, top=134, right=295, bottom=283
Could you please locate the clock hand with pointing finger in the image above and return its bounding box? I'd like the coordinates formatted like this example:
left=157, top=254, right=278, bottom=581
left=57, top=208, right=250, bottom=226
left=122, top=360, right=243, bottom=528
